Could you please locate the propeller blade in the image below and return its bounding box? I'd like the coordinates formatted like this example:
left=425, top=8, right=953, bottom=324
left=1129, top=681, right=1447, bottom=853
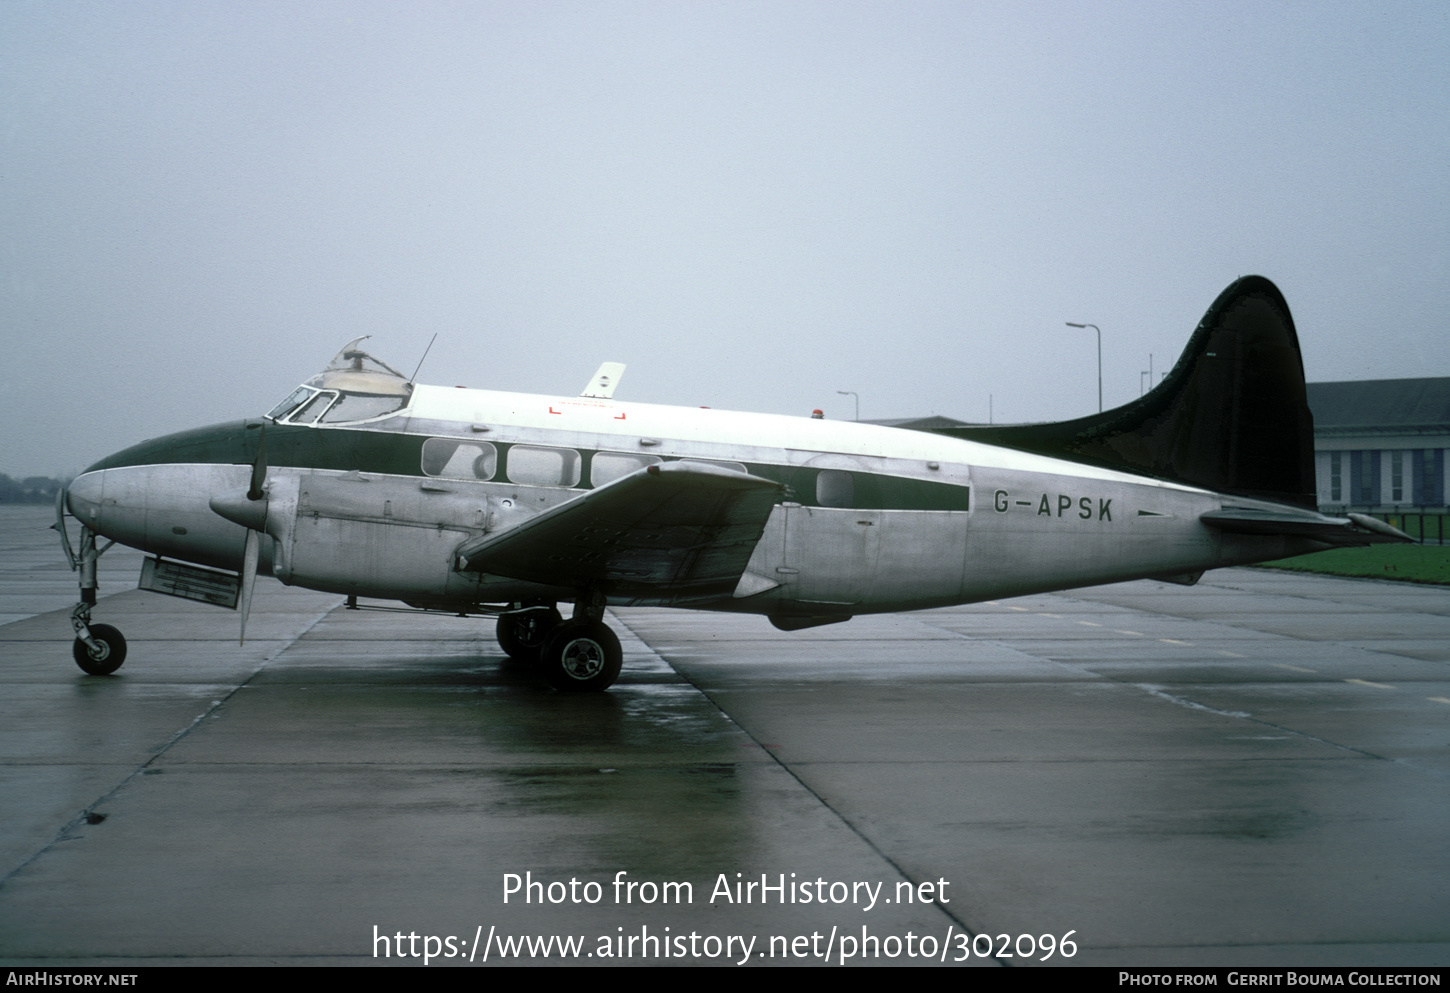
left=238, top=529, right=259, bottom=645
left=247, top=422, right=268, bottom=501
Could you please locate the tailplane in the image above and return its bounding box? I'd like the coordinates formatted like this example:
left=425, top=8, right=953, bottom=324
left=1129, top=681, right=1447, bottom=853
left=936, top=276, right=1317, bottom=509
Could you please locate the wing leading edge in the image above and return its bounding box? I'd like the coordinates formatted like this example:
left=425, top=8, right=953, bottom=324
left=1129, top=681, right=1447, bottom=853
left=455, top=462, right=782, bottom=605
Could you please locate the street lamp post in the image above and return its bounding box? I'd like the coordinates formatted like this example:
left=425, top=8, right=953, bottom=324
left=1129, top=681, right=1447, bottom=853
left=836, top=390, right=859, bottom=421
left=1065, top=322, right=1102, bottom=413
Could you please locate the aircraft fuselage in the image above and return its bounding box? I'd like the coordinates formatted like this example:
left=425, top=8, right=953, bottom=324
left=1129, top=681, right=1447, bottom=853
left=65, top=383, right=1309, bottom=620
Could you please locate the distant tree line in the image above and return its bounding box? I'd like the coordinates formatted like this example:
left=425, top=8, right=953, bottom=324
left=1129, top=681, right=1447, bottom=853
left=0, top=474, right=66, bottom=503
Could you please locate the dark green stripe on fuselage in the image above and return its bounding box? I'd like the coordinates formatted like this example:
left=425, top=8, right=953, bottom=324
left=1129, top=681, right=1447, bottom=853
left=86, top=421, right=972, bottom=513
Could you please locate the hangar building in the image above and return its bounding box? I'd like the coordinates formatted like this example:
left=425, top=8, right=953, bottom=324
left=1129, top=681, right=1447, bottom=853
left=1308, top=378, right=1449, bottom=514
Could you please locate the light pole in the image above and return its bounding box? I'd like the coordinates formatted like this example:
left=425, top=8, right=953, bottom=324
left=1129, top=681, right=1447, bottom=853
left=1065, top=322, right=1101, bottom=413
left=837, top=390, right=859, bottom=421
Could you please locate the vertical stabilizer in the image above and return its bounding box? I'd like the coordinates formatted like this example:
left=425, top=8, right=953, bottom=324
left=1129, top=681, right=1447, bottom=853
left=935, top=277, right=1317, bottom=509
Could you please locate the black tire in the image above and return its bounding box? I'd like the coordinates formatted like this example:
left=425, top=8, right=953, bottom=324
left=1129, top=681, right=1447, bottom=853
left=496, top=606, right=561, bottom=664
left=73, top=623, right=126, bottom=676
left=538, top=620, right=622, bottom=692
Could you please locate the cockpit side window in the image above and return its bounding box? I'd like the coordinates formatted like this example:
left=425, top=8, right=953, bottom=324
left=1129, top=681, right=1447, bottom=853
left=290, top=391, right=338, bottom=424
left=266, top=386, right=316, bottom=422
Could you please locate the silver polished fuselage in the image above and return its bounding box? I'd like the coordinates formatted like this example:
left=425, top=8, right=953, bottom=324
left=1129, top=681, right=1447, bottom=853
left=65, top=382, right=1309, bottom=617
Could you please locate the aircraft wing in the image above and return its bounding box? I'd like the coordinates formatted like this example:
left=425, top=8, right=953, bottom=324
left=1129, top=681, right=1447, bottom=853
left=454, top=462, right=782, bottom=604
left=1200, top=507, right=1413, bottom=547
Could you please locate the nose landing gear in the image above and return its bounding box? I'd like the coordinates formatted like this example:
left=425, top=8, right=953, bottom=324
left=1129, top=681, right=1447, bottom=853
left=58, top=491, right=126, bottom=676
left=72, top=620, right=127, bottom=676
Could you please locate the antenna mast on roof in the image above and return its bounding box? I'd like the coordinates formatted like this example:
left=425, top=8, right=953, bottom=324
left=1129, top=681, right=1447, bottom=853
left=409, top=334, right=438, bottom=386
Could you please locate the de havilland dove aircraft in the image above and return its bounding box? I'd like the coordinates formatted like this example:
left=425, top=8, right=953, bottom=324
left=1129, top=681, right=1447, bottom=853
left=57, top=276, right=1408, bottom=690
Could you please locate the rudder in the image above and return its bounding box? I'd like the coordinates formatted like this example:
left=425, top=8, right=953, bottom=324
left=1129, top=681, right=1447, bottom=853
left=935, top=276, right=1317, bottom=509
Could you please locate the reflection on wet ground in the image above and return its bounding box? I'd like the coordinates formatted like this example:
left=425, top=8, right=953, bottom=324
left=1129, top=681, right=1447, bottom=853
left=1, top=505, right=1447, bottom=966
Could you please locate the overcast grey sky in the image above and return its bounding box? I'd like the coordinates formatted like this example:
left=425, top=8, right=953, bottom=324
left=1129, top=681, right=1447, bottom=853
left=4, top=1, right=1447, bottom=476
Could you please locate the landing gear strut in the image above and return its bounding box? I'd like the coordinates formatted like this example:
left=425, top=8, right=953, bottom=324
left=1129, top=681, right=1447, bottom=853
left=536, top=590, right=622, bottom=692
left=64, top=518, right=126, bottom=676
left=495, top=603, right=562, bottom=664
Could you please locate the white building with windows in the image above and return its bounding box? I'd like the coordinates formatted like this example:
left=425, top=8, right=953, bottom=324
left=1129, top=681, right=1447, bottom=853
left=1309, top=378, right=1450, bottom=513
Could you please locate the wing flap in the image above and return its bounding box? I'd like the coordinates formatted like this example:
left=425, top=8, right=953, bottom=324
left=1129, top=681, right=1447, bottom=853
left=456, top=462, right=782, bottom=604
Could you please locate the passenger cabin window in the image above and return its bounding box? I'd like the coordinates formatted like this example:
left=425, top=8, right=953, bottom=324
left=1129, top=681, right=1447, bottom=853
left=507, top=445, right=582, bottom=487
left=591, top=451, right=662, bottom=487
left=816, top=469, right=855, bottom=508
left=421, top=439, right=498, bottom=480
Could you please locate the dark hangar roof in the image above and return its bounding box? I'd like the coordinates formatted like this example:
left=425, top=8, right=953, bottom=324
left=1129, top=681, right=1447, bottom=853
left=1306, top=378, right=1450, bottom=435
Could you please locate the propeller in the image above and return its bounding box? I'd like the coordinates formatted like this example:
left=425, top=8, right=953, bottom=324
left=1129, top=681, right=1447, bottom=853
left=239, top=530, right=259, bottom=645
left=238, top=422, right=267, bottom=645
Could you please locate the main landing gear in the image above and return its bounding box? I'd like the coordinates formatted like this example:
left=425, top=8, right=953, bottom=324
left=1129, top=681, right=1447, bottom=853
left=495, top=593, right=622, bottom=692
left=495, top=604, right=562, bottom=664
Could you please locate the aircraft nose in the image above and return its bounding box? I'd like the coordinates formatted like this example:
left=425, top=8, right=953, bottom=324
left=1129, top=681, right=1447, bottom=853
left=67, top=471, right=104, bottom=526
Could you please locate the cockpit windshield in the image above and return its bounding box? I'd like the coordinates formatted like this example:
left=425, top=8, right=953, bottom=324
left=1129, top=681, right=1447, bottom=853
left=266, top=337, right=414, bottom=424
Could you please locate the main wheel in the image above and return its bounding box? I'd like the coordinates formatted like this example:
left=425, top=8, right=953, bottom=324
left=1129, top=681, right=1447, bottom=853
left=73, top=623, right=127, bottom=676
left=538, top=620, right=622, bottom=692
left=496, top=605, right=561, bottom=664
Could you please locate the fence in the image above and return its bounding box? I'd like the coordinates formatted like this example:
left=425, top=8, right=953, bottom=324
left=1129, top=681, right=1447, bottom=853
left=1373, top=512, right=1447, bottom=545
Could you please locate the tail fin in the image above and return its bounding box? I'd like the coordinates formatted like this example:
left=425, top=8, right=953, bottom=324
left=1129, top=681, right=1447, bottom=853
left=936, top=276, right=1317, bottom=509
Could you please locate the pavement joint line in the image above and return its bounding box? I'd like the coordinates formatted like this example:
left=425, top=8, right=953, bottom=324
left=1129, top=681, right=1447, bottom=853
left=975, top=594, right=1431, bottom=770
left=897, top=614, right=1109, bottom=682
left=607, top=608, right=998, bottom=962
left=1045, top=584, right=1450, bottom=751
left=906, top=590, right=1450, bottom=772
left=0, top=598, right=341, bottom=892
left=1136, top=684, right=1251, bottom=720
left=1128, top=682, right=1443, bottom=776
left=1048, top=600, right=1450, bottom=782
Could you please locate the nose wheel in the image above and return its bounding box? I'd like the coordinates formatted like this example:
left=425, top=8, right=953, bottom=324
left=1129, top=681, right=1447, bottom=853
left=72, top=622, right=127, bottom=676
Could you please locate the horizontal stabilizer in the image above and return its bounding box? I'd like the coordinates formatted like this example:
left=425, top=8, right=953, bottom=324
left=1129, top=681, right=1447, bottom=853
left=1200, top=507, right=1413, bottom=547
left=455, top=462, right=781, bottom=604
